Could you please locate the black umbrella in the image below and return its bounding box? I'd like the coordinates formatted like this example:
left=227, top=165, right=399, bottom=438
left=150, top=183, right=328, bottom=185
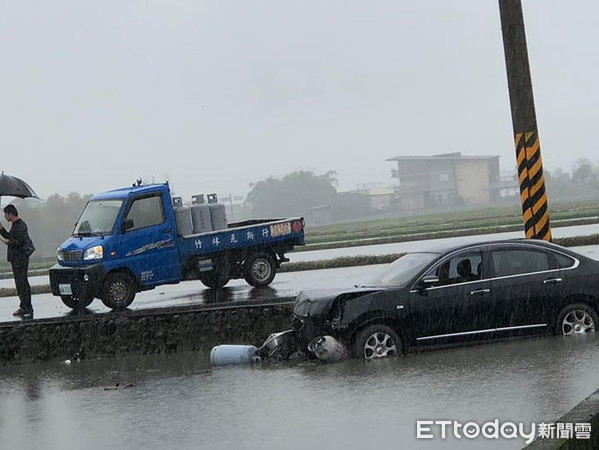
left=0, top=172, right=39, bottom=200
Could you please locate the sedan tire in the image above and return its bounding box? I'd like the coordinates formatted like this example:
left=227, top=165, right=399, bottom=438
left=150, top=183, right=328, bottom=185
left=556, top=303, right=598, bottom=336
left=354, top=324, right=402, bottom=360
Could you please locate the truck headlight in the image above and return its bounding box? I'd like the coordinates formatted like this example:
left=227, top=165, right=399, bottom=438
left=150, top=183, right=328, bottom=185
left=83, top=246, right=103, bottom=260
left=57, top=248, right=63, bottom=261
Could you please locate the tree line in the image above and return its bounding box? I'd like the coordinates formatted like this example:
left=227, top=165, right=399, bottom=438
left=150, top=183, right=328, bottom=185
left=2, top=193, right=92, bottom=260
left=2, top=171, right=353, bottom=259
left=545, top=158, right=599, bottom=200
left=4, top=162, right=598, bottom=260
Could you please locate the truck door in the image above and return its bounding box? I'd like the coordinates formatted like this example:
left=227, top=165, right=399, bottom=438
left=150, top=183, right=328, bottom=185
left=115, top=192, right=180, bottom=285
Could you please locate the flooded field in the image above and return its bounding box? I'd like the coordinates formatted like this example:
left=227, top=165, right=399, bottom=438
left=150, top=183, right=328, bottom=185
left=2, top=333, right=598, bottom=449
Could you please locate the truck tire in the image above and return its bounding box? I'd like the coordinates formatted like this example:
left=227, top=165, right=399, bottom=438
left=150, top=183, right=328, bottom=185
left=198, top=267, right=230, bottom=289
left=244, top=252, right=276, bottom=287
left=101, top=272, right=136, bottom=310
left=60, top=294, right=94, bottom=310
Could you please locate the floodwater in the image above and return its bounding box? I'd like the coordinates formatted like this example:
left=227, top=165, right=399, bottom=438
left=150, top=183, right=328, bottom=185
left=2, top=333, right=599, bottom=450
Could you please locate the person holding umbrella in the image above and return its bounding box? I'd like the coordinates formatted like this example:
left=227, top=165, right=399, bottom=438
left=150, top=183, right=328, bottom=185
left=0, top=171, right=39, bottom=319
left=0, top=204, right=34, bottom=318
left=0, top=172, right=39, bottom=319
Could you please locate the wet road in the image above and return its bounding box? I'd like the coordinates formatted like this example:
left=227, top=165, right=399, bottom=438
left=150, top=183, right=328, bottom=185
left=0, top=265, right=382, bottom=323
left=1, top=332, right=598, bottom=449
left=288, top=222, right=599, bottom=262
left=2, top=221, right=599, bottom=323
left=4, top=221, right=599, bottom=289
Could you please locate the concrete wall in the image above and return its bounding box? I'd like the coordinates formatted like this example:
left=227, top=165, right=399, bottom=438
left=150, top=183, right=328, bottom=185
left=455, top=160, right=491, bottom=205
left=0, top=303, right=294, bottom=364
left=526, top=388, right=599, bottom=449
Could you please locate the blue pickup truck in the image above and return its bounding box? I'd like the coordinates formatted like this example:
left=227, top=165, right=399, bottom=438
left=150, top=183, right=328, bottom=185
left=49, top=183, right=305, bottom=310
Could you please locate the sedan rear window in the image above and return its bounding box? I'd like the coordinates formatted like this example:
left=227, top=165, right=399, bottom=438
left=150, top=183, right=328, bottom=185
left=553, top=252, right=576, bottom=269
left=491, top=248, right=550, bottom=277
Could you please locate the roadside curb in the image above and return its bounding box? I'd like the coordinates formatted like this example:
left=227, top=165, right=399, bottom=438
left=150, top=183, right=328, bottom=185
left=525, top=388, right=599, bottom=448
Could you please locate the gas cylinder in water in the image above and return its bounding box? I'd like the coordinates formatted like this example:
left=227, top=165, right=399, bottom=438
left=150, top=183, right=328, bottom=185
left=307, top=336, right=349, bottom=362
left=210, top=345, right=261, bottom=366
left=190, top=194, right=212, bottom=234
left=207, top=193, right=228, bottom=231
left=173, top=197, right=193, bottom=236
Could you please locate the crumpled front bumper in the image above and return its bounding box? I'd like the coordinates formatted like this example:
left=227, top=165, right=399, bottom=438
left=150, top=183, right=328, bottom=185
left=292, top=289, right=343, bottom=352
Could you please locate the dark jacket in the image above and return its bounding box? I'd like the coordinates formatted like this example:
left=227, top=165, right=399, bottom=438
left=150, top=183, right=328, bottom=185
left=0, top=218, right=30, bottom=263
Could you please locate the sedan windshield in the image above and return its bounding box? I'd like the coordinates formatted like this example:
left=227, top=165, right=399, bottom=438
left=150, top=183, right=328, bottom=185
left=365, top=252, right=440, bottom=287
left=73, top=200, right=123, bottom=236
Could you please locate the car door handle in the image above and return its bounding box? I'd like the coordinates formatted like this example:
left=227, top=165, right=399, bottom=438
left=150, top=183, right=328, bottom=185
left=470, top=289, right=490, bottom=295
left=543, top=278, right=562, bottom=285
left=162, top=228, right=172, bottom=234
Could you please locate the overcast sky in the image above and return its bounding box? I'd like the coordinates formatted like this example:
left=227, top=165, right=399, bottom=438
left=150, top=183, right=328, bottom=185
left=1, top=1, right=597, bottom=202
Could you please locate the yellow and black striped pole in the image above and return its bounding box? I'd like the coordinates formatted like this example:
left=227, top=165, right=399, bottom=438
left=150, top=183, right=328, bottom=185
left=515, top=132, right=551, bottom=240
left=499, top=0, right=552, bottom=241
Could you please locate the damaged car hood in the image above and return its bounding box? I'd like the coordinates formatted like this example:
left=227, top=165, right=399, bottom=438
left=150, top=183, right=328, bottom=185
left=293, top=287, right=382, bottom=317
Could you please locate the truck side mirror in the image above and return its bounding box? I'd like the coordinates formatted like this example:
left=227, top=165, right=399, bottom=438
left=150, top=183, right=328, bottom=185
left=121, top=219, right=134, bottom=233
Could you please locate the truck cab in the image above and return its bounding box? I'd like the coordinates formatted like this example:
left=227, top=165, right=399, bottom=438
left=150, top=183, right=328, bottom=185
left=50, top=183, right=181, bottom=310
left=49, top=182, right=305, bottom=311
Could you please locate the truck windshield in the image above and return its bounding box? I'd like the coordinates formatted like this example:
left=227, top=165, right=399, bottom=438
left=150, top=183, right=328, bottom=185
left=73, top=200, right=123, bottom=236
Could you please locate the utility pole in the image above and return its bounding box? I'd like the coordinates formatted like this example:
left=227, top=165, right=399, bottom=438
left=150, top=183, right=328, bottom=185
left=498, top=0, right=552, bottom=241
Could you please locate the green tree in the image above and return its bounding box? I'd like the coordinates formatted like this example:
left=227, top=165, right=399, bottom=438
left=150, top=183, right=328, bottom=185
left=245, top=170, right=338, bottom=217
left=572, top=158, right=594, bottom=186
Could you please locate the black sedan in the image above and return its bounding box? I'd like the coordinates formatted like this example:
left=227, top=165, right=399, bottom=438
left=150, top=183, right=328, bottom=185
left=292, top=239, right=599, bottom=360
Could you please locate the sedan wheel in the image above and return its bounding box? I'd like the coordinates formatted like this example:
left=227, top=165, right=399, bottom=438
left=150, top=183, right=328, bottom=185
left=354, top=325, right=401, bottom=360
left=557, top=303, right=598, bottom=336
left=562, top=310, right=595, bottom=335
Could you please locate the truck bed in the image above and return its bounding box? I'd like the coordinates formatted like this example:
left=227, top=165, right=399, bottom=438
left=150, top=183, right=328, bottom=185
left=179, top=217, right=305, bottom=257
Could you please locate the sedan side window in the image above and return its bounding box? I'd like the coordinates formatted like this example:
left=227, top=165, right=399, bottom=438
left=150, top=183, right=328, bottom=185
left=553, top=252, right=576, bottom=269
left=491, top=248, right=550, bottom=277
left=425, top=251, right=483, bottom=287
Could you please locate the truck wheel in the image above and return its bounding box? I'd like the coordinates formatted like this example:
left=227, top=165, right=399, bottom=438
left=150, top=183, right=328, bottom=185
left=60, top=294, right=94, bottom=310
left=198, top=268, right=230, bottom=289
left=101, top=272, right=136, bottom=310
left=244, top=252, right=276, bottom=287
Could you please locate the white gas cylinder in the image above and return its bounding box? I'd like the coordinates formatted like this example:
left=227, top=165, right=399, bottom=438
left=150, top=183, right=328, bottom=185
left=307, top=336, right=348, bottom=362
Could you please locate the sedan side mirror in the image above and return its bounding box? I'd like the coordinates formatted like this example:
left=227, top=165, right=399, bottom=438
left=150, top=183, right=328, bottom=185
left=421, top=275, right=439, bottom=285
left=418, top=275, right=439, bottom=293
left=121, top=218, right=134, bottom=233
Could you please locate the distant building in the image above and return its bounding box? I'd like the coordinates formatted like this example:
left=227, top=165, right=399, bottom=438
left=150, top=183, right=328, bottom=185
left=306, top=204, right=333, bottom=226
left=353, top=186, right=395, bottom=211
left=498, top=169, right=520, bottom=199
left=386, top=152, right=513, bottom=211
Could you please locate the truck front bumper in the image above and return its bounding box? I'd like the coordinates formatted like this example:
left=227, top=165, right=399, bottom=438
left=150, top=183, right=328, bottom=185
left=49, top=263, right=106, bottom=299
